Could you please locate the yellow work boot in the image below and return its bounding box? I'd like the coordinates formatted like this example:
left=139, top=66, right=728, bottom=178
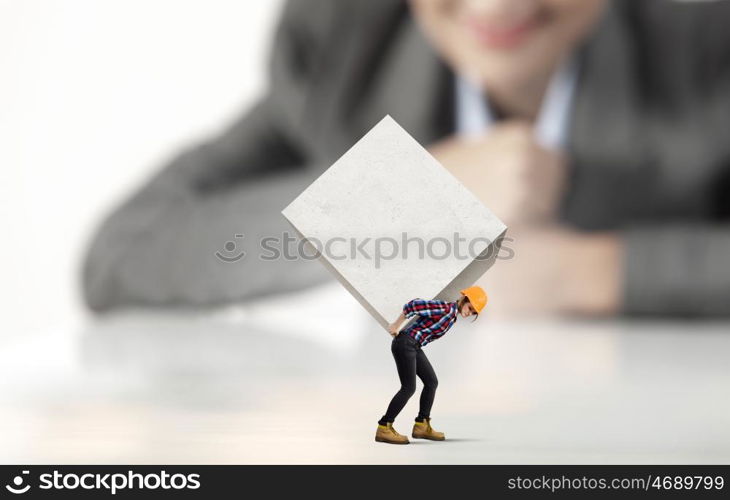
left=375, top=423, right=410, bottom=444
left=412, top=418, right=445, bottom=441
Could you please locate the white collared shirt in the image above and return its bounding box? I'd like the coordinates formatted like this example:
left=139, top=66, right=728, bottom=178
left=454, top=57, right=578, bottom=150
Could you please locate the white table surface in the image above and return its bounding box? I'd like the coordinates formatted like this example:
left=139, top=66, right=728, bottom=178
left=1, top=285, right=729, bottom=464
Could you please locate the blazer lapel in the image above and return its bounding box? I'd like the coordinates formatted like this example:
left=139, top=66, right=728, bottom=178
left=351, top=14, right=454, bottom=146
left=328, top=4, right=453, bottom=154
left=564, top=2, right=654, bottom=228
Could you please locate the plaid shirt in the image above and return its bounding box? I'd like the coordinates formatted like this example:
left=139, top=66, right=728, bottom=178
left=400, top=299, right=458, bottom=347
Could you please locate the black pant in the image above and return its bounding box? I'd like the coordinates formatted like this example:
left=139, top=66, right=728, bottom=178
left=378, top=333, right=438, bottom=425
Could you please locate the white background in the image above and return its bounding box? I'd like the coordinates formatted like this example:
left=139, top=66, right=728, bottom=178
left=0, top=0, right=285, bottom=338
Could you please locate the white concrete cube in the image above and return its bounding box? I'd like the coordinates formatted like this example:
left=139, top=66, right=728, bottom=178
left=282, top=115, right=507, bottom=329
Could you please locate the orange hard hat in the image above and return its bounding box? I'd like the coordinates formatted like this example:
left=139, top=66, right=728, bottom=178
left=460, top=286, right=488, bottom=313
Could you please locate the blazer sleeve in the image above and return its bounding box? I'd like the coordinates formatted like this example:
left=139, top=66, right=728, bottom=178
left=622, top=224, right=730, bottom=316
left=81, top=0, right=336, bottom=312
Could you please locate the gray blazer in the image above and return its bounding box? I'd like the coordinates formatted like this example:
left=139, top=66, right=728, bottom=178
left=82, top=0, right=730, bottom=316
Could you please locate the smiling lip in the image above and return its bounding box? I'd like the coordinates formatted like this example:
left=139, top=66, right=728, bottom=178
left=464, top=16, right=539, bottom=49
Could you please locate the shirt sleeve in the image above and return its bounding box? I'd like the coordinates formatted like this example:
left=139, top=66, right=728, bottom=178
left=403, top=299, right=451, bottom=318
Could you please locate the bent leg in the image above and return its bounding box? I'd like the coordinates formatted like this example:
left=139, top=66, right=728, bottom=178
left=415, top=348, right=438, bottom=421
left=379, top=341, right=417, bottom=424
